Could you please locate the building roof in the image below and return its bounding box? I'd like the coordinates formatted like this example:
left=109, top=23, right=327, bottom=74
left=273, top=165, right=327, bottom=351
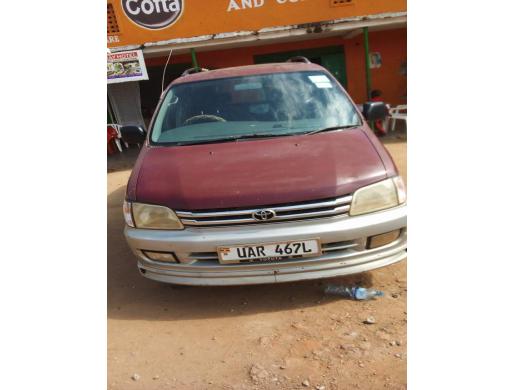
left=171, top=62, right=326, bottom=86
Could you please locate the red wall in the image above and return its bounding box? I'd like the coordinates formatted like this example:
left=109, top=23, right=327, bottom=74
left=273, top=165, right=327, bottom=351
left=346, top=28, right=407, bottom=105
left=146, top=27, right=407, bottom=105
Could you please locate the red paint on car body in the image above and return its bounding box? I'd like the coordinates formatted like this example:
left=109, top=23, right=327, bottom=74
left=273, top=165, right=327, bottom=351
left=129, top=128, right=394, bottom=210
left=171, top=63, right=323, bottom=86
left=126, top=63, right=400, bottom=210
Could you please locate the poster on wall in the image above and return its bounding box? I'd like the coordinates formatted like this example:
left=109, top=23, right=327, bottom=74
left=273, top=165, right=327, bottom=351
left=107, top=50, right=149, bottom=84
left=369, top=52, right=382, bottom=69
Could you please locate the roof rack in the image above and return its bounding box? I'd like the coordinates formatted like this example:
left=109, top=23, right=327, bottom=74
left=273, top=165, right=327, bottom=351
left=286, top=56, right=311, bottom=64
left=181, top=67, right=210, bottom=76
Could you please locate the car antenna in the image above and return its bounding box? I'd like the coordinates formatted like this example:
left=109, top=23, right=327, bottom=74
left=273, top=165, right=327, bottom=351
left=161, top=47, right=174, bottom=94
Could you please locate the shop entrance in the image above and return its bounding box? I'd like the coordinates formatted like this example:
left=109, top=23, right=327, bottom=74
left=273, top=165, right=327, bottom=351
left=254, top=45, right=347, bottom=88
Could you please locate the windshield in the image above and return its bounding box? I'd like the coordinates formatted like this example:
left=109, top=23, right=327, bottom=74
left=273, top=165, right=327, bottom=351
left=150, top=70, right=361, bottom=145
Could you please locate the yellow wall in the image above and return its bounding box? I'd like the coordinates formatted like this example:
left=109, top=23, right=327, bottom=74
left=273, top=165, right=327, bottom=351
left=108, top=0, right=406, bottom=47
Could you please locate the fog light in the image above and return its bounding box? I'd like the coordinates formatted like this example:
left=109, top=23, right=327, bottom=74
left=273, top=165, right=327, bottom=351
left=142, top=250, right=178, bottom=262
left=367, top=230, right=401, bottom=249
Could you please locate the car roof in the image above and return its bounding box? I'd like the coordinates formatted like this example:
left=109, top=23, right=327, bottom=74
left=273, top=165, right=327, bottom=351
left=171, top=62, right=327, bottom=86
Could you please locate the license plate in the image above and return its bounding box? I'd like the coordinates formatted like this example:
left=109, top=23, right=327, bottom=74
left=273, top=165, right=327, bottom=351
left=217, top=239, right=321, bottom=264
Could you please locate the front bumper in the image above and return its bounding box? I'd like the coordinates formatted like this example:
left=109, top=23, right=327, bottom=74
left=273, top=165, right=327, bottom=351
left=124, top=204, right=407, bottom=286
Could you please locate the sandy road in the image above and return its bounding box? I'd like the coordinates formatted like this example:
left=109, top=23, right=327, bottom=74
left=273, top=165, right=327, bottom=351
left=108, top=140, right=407, bottom=390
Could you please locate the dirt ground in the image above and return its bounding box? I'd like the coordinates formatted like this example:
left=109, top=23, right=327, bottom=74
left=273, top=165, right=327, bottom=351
left=107, top=139, right=407, bottom=390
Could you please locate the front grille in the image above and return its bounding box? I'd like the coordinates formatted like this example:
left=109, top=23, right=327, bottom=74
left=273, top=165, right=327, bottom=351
left=175, top=195, right=352, bottom=227
left=182, top=240, right=359, bottom=264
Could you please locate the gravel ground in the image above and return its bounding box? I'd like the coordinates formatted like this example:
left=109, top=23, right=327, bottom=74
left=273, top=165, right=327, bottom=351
left=107, top=140, right=407, bottom=390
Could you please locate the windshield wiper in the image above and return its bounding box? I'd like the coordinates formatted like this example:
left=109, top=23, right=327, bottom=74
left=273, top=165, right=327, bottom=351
left=174, top=138, right=239, bottom=146
left=172, top=133, right=289, bottom=146
left=170, top=127, right=357, bottom=146
left=234, top=133, right=295, bottom=141
left=305, top=125, right=360, bottom=136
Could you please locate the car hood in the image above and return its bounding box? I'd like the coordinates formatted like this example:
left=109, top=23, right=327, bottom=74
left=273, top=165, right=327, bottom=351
left=131, top=128, right=388, bottom=210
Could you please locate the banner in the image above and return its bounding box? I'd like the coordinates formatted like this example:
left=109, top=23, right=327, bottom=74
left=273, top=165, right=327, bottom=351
left=108, top=0, right=406, bottom=48
left=107, top=50, right=149, bottom=84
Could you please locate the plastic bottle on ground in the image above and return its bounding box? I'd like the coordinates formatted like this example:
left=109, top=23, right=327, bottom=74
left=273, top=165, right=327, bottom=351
left=324, top=285, right=384, bottom=300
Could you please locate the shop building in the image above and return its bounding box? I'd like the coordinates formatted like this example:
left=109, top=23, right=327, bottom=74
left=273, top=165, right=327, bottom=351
left=107, top=0, right=406, bottom=127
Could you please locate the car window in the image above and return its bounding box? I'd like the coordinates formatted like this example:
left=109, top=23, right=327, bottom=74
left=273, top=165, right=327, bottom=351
left=151, top=71, right=360, bottom=145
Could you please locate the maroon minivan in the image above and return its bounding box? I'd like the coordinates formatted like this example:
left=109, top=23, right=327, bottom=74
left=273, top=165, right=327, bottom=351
left=121, top=59, right=407, bottom=285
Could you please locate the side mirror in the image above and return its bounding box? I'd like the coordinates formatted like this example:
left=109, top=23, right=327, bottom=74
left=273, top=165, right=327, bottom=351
left=120, top=125, right=146, bottom=144
left=362, top=101, right=388, bottom=121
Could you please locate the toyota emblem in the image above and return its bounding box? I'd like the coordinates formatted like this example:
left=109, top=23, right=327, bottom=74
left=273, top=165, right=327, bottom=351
left=252, top=209, right=276, bottom=222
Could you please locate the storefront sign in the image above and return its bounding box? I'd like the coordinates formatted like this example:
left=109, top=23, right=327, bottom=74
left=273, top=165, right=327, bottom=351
left=108, top=0, right=406, bottom=47
left=107, top=50, right=149, bottom=84
left=107, top=35, right=120, bottom=44
left=122, top=0, right=184, bottom=29
left=227, top=0, right=300, bottom=12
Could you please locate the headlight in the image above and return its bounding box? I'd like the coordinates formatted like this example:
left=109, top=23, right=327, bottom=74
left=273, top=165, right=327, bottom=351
left=349, top=177, right=406, bottom=216
left=127, top=202, right=184, bottom=230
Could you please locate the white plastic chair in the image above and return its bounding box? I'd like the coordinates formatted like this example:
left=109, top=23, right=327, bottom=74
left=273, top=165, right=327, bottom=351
left=388, top=105, right=407, bottom=132
left=107, top=123, right=127, bottom=152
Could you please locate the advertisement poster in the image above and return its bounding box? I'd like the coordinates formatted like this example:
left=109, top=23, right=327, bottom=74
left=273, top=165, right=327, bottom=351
left=107, top=50, right=148, bottom=84
left=369, top=52, right=382, bottom=69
